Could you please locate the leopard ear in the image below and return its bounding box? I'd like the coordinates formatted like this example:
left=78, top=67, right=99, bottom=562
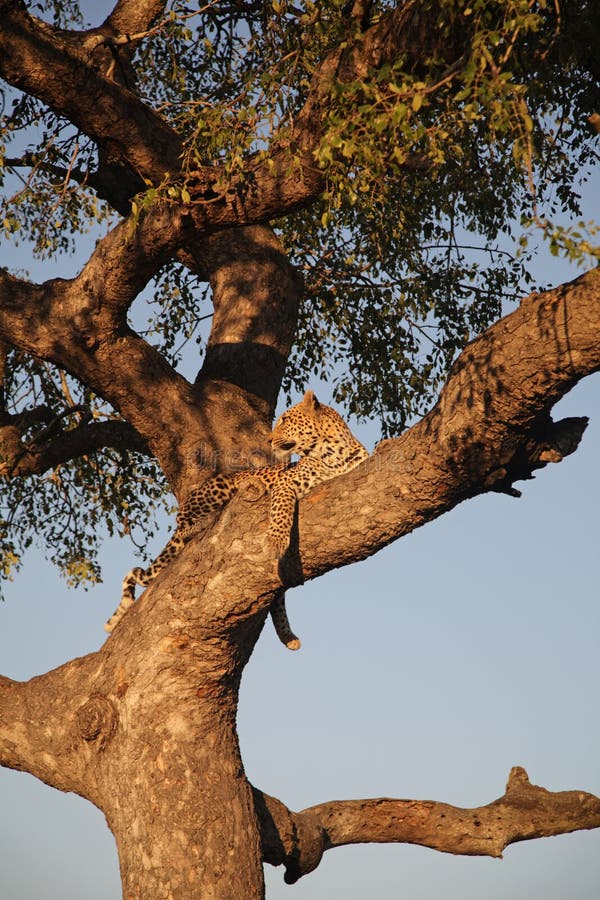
left=301, top=390, right=321, bottom=412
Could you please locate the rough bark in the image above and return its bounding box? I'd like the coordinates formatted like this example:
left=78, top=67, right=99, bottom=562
left=0, top=0, right=182, bottom=185
left=0, top=217, right=300, bottom=496
left=255, top=767, right=600, bottom=883
left=0, top=600, right=266, bottom=897
left=211, top=270, right=600, bottom=593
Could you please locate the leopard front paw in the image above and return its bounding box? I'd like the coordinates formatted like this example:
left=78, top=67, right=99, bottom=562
left=267, top=528, right=290, bottom=558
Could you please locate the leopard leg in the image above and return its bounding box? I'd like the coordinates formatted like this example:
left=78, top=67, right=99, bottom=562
left=266, top=479, right=298, bottom=556
left=104, top=533, right=185, bottom=634
left=270, top=588, right=301, bottom=650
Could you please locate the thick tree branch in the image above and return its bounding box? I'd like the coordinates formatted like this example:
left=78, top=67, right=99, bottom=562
left=1, top=200, right=194, bottom=371
left=72, top=203, right=195, bottom=320
left=0, top=262, right=201, bottom=491
left=0, top=2, right=240, bottom=226
left=82, top=218, right=302, bottom=455
left=0, top=416, right=148, bottom=477
left=0, top=0, right=183, bottom=183
left=292, top=0, right=454, bottom=147
left=100, top=0, right=168, bottom=40
left=41, top=268, right=595, bottom=682
left=131, top=269, right=600, bottom=642
left=268, top=268, right=600, bottom=586
left=0, top=666, right=102, bottom=798
left=234, top=0, right=456, bottom=220
left=194, top=226, right=301, bottom=414
left=91, top=270, right=600, bottom=665
left=254, top=768, right=600, bottom=883
left=0, top=221, right=296, bottom=492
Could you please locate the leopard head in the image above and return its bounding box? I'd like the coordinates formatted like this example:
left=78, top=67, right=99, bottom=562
left=271, top=390, right=322, bottom=457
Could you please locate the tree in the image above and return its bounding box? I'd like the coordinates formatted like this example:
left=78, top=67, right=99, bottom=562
left=1, top=0, right=599, bottom=896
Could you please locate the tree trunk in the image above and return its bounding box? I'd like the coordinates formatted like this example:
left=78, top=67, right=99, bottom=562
left=2, top=270, right=600, bottom=896
left=90, top=567, right=271, bottom=898
left=104, top=695, right=263, bottom=898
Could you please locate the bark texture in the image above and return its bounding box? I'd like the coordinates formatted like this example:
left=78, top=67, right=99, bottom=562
left=0, top=1, right=599, bottom=897
left=255, top=767, right=600, bottom=883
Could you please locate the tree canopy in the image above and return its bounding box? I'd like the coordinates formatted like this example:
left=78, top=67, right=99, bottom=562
left=1, top=0, right=598, bottom=586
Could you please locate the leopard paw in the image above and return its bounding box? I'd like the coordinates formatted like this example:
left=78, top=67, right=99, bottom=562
left=267, top=528, right=290, bottom=558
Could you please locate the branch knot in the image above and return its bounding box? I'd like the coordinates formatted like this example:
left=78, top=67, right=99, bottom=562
left=76, top=695, right=117, bottom=749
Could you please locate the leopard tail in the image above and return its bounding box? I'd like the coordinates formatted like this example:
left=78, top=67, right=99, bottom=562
left=270, top=588, right=301, bottom=651
left=104, top=567, right=143, bottom=633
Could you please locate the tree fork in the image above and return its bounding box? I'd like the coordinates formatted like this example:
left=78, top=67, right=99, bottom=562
left=0, top=219, right=302, bottom=496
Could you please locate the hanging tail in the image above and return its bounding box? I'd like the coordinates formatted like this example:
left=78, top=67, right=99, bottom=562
left=270, top=588, right=301, bottom=650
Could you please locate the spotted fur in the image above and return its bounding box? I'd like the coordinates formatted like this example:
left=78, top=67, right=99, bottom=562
left=104, top=390, right=369, bottom=647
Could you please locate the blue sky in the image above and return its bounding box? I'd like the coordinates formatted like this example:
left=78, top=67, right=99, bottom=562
left=1, top=5, right=599, bottom=898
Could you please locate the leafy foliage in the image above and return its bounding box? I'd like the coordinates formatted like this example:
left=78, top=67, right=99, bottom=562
left=0, top=89, right=113, bottom=258
left=133, top=263, right=212, bottom=369
left=1, top=0, right=599, bottom=581
left=0, top=352, right=171, bottom=587
left=131, top=0, right=600, bottom=431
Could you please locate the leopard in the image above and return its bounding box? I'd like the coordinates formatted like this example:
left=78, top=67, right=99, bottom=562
left=104, top=389, right=369, bottom=648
